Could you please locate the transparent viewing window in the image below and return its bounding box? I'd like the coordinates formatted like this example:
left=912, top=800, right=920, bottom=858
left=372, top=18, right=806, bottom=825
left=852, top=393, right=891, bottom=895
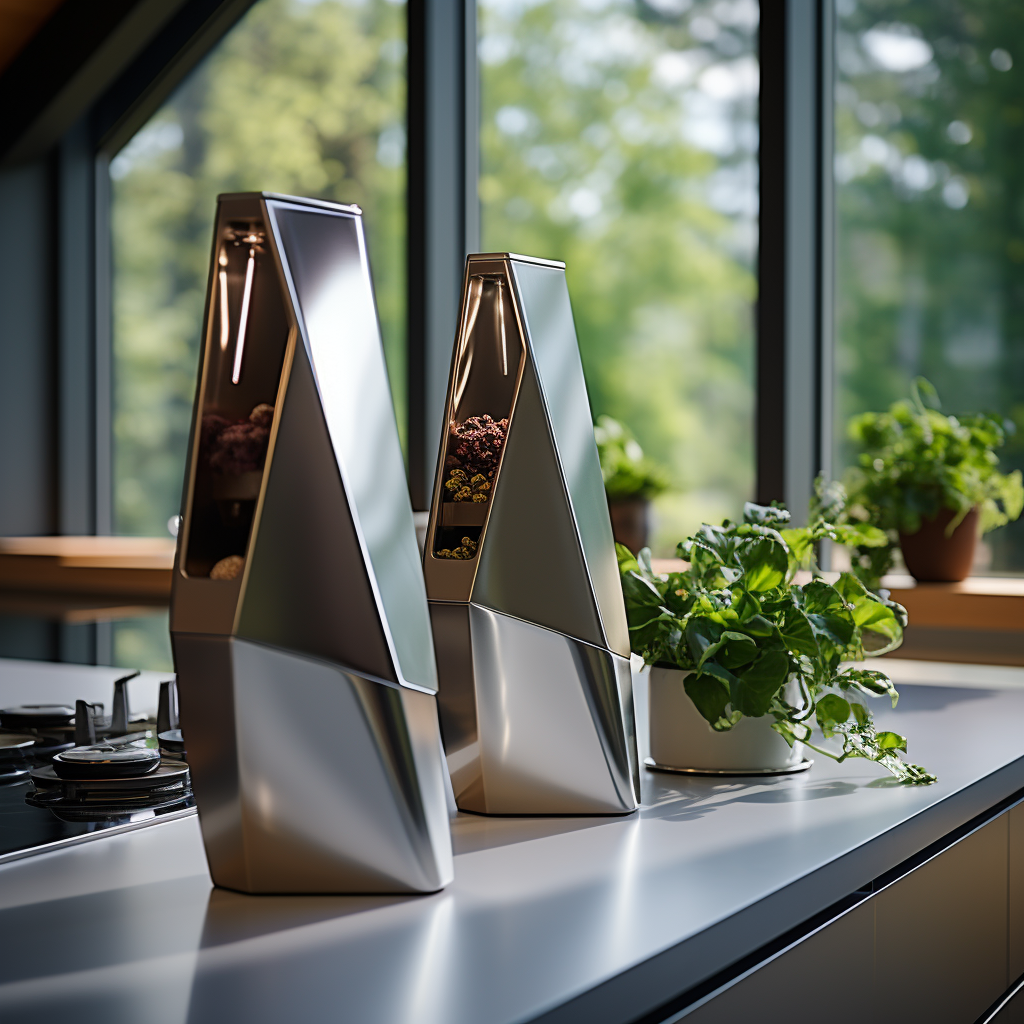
left=183, top=220, right=289, bottom=579
left=432, top=274, right=525, bottom=561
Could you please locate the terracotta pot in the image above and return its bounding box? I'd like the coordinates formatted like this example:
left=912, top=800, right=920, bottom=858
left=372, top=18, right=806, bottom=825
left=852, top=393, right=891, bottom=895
left=898, top=506, right=979, bottom=583
left=647, top=667, right=805, bottom=774
left=608, top=497, right=649, bottom=554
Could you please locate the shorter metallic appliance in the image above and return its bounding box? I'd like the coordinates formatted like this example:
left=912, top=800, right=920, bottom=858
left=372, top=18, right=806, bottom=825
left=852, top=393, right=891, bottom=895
left=424, top=253, right=640, bottom=815
left=171, top=193, right=453, bottom=894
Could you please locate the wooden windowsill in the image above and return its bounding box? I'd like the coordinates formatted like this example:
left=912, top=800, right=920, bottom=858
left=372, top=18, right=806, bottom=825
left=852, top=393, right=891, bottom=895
left=648, top=558, right=1024, bottom=633
left=878, top=574, right=1024, bottom=633
left=0, top=536, right=175, bottom=598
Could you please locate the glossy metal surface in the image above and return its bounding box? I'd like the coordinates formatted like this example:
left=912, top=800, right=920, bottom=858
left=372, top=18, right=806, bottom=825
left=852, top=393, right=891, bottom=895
left=509, top=259, right=629, bottom=658
left=265, top=200, right=435, bottom=691
left=472, top=359, right=607, bottom=647
left=446, top=606, right=637, bottom=814
left=424, top=253, right=637, bottom=815
left=3, top=659, right=1024, bottom=1024
left=173, top=637, right=452, bottom=893
left=171, top=194, right=450, bottom=893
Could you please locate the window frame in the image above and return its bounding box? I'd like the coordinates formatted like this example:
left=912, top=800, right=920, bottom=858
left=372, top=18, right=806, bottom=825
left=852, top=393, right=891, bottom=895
left=757, top=0, right=835, bottom=525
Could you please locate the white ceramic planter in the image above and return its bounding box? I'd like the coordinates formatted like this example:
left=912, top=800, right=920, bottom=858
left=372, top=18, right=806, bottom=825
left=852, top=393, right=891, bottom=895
left=647, top=666, right=809, bottom=775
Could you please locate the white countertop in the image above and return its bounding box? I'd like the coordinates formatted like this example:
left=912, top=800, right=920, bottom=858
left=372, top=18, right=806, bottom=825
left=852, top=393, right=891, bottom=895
left=1, top=657, right=1023, bottom=1023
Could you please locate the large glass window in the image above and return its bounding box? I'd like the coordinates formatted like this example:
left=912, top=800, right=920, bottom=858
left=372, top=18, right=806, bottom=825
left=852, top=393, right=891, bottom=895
left=111, top=0, right=407, bottom=538
left=110, top=0, right=407, bottom=666
left=834, top=0, right=1024, bottom=573
left=479, top=0, right=759, bottom=555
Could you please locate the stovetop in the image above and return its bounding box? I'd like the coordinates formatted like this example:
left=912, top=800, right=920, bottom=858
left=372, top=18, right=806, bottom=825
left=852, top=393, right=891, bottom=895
left=0, top=670, right=196, bottom=865
left=0, top=775, right=195, bottom=865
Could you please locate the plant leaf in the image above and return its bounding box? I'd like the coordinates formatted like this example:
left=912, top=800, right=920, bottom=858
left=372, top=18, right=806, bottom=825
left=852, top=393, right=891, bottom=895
left=737, top=534, right=789, bottom=592
left=731, top=649, right=790, bottom=717
left=876, top=731, right=908, bottom=752
left=777, top=605, right=819, bottom=658
left=684, top=672, right=732, bottom=727
left=816, top=694, right=851, bottom=735
left=840, top=668, right=899, bottom=707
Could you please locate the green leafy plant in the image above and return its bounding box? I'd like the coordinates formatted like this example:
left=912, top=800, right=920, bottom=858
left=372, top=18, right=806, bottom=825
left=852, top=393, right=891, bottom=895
left=594, top=416, right=669, bottom=502
left=840, top=378, right=1023, bottom=588
left=618, top=501, right=935, bottom=785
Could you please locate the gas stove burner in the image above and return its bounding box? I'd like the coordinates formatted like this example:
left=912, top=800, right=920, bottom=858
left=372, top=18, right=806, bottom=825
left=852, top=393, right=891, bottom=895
left=27, top=761, right=192, bottom=821
left=0, top=705, right=76, bottom=730
left=53, top=743, right=161, bottom=780
left=0, top=701, right=108, bottom=763
left=158, top=729, right=186, bottom=758
left=0, top=733, right=34, bottom=782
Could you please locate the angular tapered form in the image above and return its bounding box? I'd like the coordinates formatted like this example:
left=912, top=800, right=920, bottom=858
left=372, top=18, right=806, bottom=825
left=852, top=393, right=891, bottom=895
left=424, top=253, right=640, bottom=815
left=170, top=193, right=452, bottom=893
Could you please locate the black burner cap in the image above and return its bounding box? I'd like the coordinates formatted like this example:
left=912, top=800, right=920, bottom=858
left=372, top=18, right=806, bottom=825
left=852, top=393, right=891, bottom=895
left=158, top=729, right=186, bottom=754
left=0, top=705, right=76, bottom=730
left=52, top=744, right=161, bottom=780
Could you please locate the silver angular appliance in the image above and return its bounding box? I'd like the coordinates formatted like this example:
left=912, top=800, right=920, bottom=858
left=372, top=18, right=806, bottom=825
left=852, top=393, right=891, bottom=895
left=170, top=193, right=453, bottom=893
left=423, top=253, right=640, bottom=815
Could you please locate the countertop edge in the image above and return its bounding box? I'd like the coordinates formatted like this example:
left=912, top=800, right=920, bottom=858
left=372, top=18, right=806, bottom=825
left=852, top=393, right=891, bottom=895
left=532, top=754, right=1024, bottom=1024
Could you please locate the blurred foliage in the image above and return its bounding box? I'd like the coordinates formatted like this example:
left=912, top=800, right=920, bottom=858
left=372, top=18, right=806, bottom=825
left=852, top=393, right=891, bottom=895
left=835, top=0, right=1024, bottom=572
left=479, top=0, right=758, bottom=555
left=594, top=415, right=668, bottom=500
left=838, top=377, right=1024, bottom=586
left=112, top=613, right=173, bottom=673
left=111, top=0, right=407, bottom=538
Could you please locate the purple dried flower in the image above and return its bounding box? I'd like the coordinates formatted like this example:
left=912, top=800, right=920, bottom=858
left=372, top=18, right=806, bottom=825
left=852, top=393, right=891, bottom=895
left=201, top=404, right=275, bottom=475
left=448, top=414, right=509, bottom=479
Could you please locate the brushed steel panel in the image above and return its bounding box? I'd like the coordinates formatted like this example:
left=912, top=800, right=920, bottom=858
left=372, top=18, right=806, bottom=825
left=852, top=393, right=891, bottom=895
left=680, top=901, right=875, bottom=1022
left=175, top=635, right=453, bottom=894
left=462, top=605, right=637, bottom=814
left=1010, top=803, right=1024, bottom=982
left=874, top=816, right=1008, bottom=1022
left=235, top=345, right=394, bottom=683
left=267, top=200, right=436, bottom=692
left=473, top=358, right=606, bottom=649
left=509, top=259, right=629, bottom=658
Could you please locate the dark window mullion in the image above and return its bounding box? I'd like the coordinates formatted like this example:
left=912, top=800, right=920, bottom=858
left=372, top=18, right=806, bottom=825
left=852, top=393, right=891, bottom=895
left=757, top=0, right=832, bottom=523
left=407, top=0, right=478, bottom=511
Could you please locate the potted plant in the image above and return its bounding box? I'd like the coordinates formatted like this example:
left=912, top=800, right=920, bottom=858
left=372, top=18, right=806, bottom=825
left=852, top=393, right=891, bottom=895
left=841, top=379, right=1023, bottom=585
left=618, top=501, right=935, bottom=784
left=594, top=416, right=668, bottom=554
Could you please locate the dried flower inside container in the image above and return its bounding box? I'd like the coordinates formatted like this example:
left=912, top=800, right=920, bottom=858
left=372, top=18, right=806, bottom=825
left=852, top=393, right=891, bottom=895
left=446, top=415, right=508, bottom=482
left=436, top=537, right=478, bottom=560
left=202, top=403, right=275, bottom=477
left=444, top=470, right=491, bottom=503
left=433, top=415, right=508, bottom=560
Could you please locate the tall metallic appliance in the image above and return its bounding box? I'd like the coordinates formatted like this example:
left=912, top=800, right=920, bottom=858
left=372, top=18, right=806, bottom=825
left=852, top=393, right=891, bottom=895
left=171, top=193, right=453, bottom=893
left=424, top=253, right=640, bottom=815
